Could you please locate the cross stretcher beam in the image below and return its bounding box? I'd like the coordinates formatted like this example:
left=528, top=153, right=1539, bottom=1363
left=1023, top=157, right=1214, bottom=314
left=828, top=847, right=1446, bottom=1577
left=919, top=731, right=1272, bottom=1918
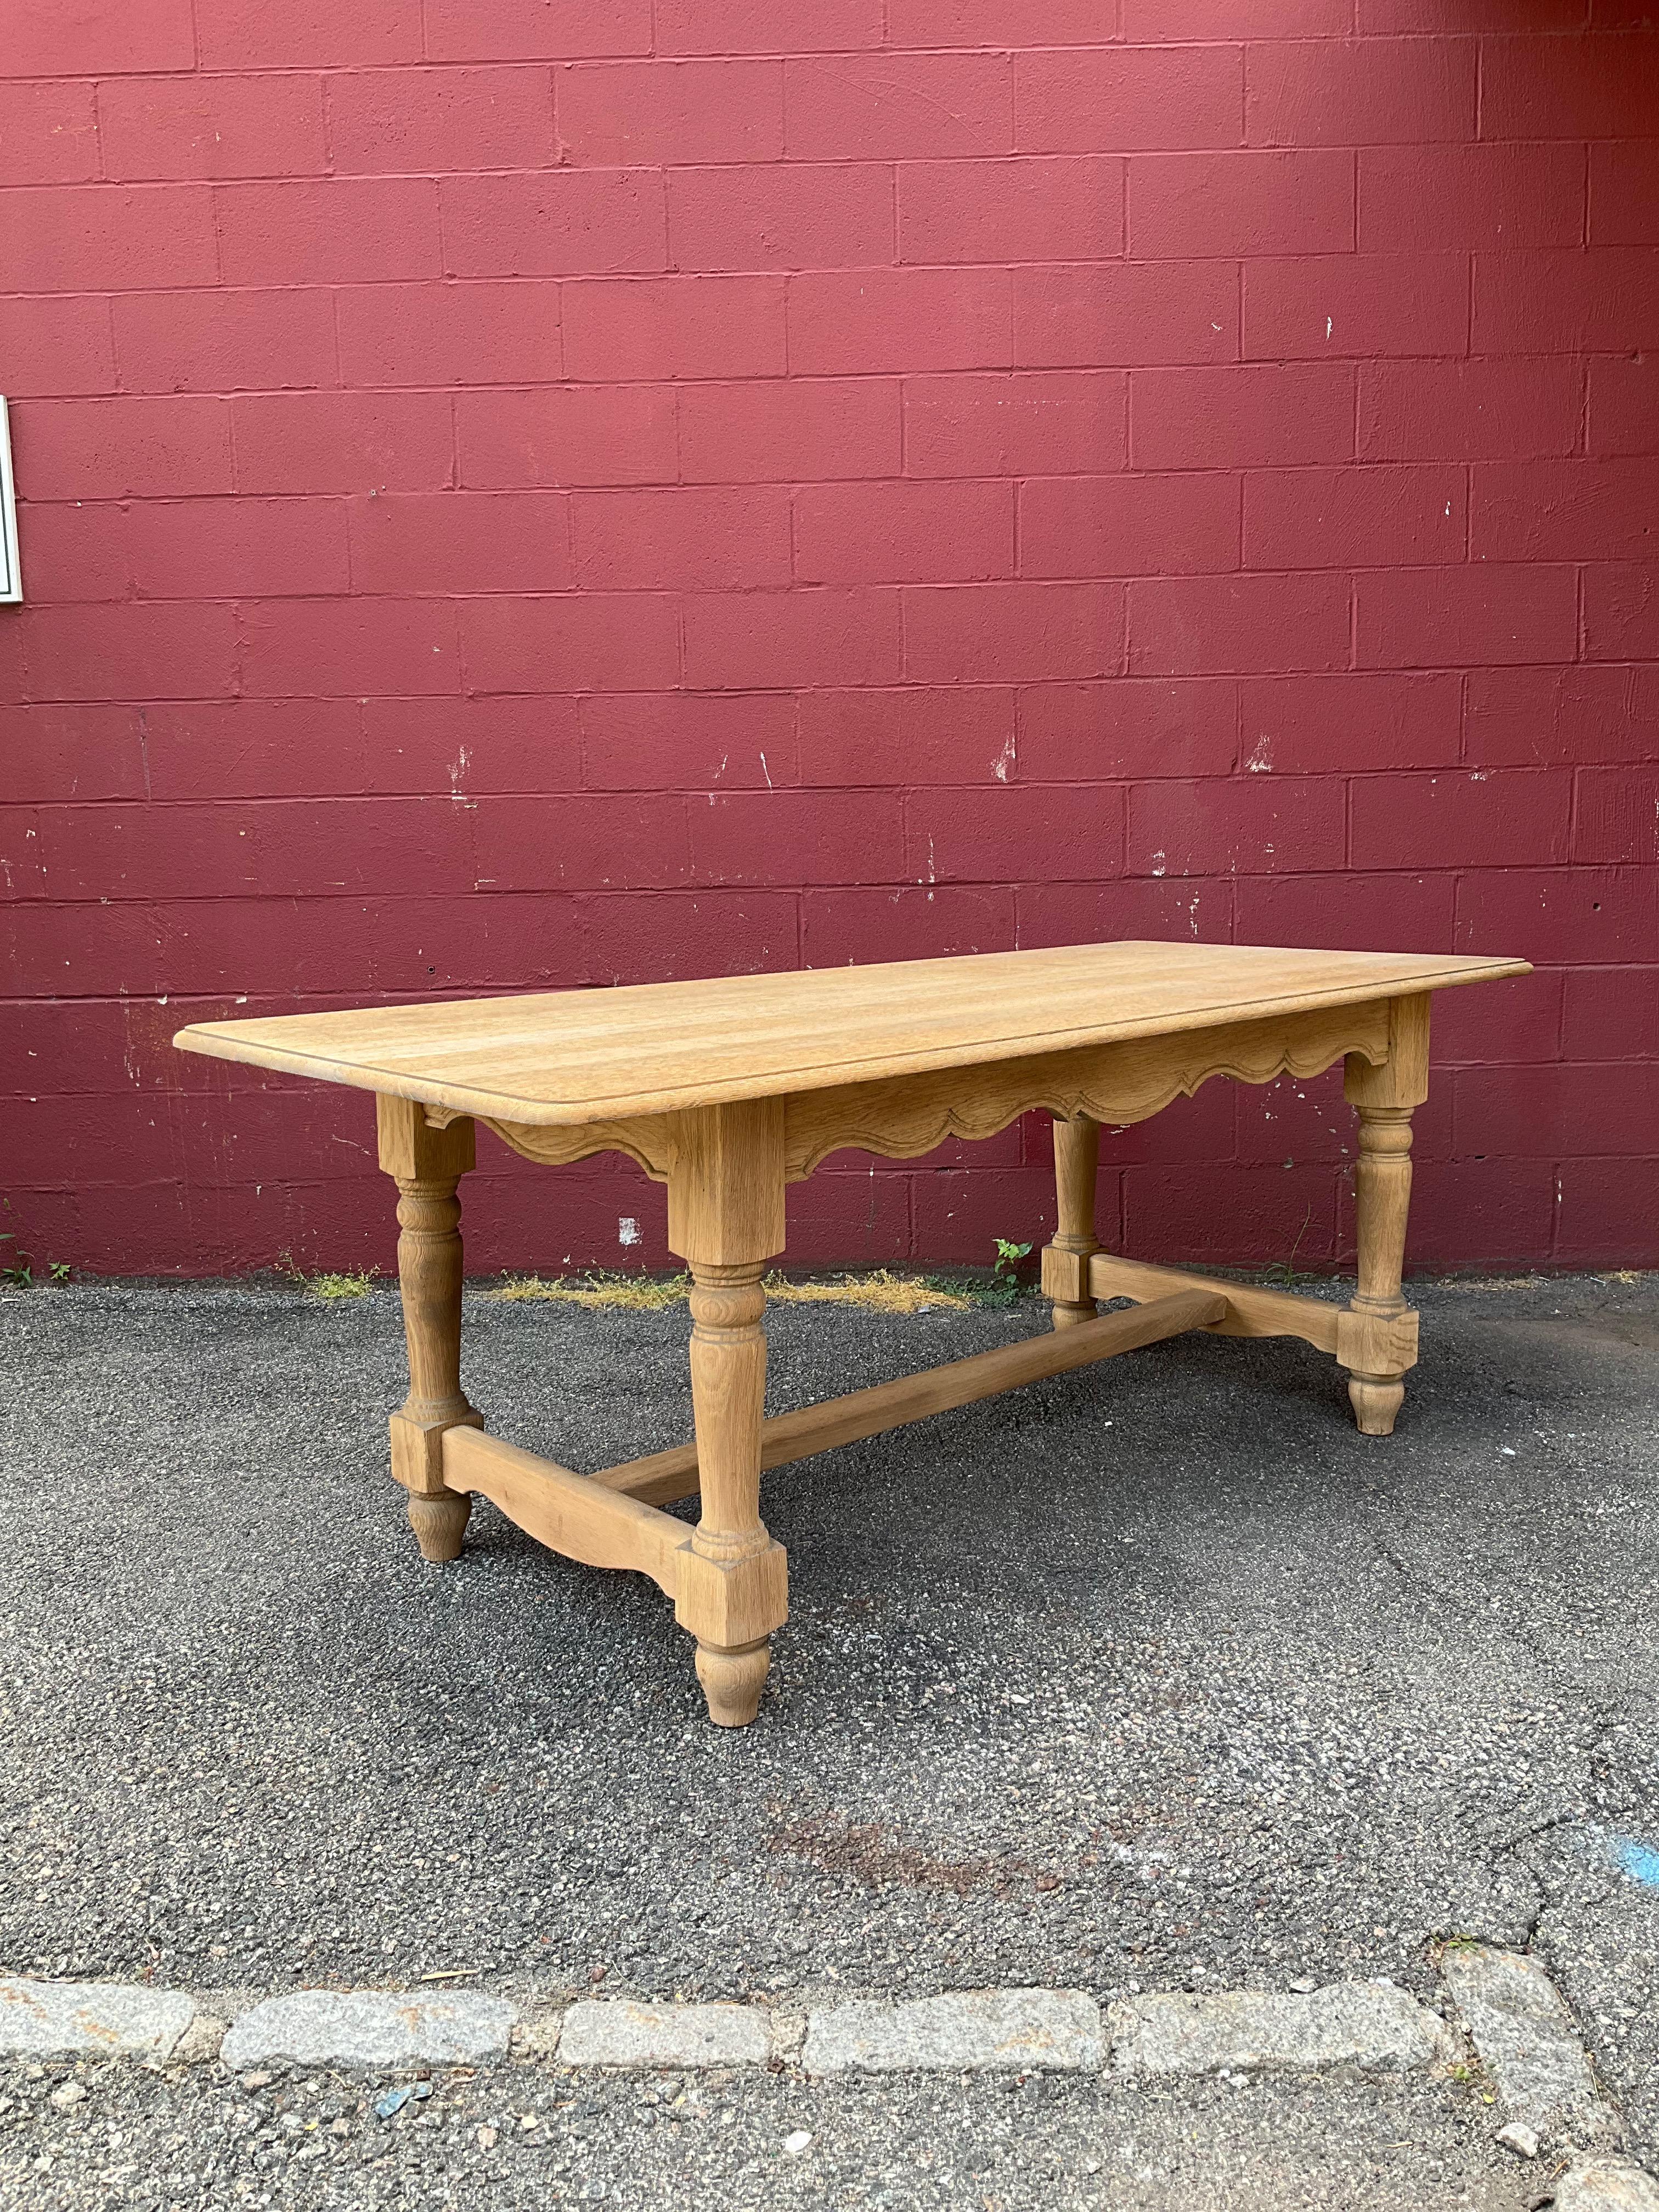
left=1086, top=1252, right=1341, bottom=1350
left=442, top=1426, right=688, bottom=1594
left=1082, top=1251, right=1419, bottom=1377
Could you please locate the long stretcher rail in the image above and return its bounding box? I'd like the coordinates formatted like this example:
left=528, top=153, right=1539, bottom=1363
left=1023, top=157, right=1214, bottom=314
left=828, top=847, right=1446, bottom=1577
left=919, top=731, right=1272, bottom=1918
left=594, top=1287, right=1226, bottom=1508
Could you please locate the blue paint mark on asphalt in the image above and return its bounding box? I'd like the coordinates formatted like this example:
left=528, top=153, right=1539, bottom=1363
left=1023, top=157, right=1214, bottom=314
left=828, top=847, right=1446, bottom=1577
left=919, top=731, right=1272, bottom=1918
left=1606, top=1834, right=1659, bottom=1889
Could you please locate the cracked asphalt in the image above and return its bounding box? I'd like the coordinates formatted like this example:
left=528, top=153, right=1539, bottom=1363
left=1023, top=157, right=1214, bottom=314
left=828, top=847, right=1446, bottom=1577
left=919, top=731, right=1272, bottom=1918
left=1, top=1269, right=1655, bottom=2207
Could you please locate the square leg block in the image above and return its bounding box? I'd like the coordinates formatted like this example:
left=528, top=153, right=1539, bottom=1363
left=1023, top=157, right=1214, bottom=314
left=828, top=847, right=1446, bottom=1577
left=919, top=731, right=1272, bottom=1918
left=1040, top=1245, right=1091, bottom=1306
left=390, top=1408, right=484, bottom=1496
left=1335, top=1306, right=1419, bottom=1379
left=673, top=1541, right=789, bottom=1650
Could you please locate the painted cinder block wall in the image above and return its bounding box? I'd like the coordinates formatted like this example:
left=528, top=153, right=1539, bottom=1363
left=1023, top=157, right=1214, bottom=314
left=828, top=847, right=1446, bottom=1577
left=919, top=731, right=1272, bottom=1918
left=2, top=0, right=1656, bottom=1280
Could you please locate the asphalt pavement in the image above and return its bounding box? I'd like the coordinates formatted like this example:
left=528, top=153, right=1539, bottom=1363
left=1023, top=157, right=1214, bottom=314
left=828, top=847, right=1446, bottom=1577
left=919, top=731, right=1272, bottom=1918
left=1, top=1268, right=1655, bottom=2207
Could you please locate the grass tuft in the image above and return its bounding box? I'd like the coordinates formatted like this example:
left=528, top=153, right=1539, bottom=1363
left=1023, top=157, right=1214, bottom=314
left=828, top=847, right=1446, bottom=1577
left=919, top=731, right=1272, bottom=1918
left=490, top=1268, right=981, bottom=1314
left=494, top=1272, right=690, bottom=1311
left=275, top=1250, right=377, bottom=1302
left=765, top=1269, right=974, bottom=1314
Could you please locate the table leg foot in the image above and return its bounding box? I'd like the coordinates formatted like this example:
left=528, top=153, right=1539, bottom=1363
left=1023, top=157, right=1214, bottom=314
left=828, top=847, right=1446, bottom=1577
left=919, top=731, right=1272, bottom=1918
left=696, top=1637, right=770, bottom=1728
left=1347, top=1374, right=1405, bottom=1437
left=407, top=1487, right=471, bottom=1561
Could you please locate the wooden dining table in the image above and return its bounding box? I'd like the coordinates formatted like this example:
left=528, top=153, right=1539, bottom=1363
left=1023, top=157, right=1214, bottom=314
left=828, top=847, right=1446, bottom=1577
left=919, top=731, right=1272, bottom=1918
left=174, top=939, right=1526, bottom=1728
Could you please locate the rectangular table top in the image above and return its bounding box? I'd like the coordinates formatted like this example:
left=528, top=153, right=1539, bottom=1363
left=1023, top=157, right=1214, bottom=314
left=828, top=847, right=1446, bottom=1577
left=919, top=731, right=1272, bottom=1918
left=173, top=940, right=1526, bottom=1126
left=172, top=946, right=1531, bottom=1132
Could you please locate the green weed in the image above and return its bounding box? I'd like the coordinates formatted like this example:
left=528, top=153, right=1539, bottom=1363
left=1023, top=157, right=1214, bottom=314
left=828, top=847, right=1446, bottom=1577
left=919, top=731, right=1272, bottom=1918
left=1, top=1230, right=71, bottom=1289
left=276, top=1252, right=377, bottom=1302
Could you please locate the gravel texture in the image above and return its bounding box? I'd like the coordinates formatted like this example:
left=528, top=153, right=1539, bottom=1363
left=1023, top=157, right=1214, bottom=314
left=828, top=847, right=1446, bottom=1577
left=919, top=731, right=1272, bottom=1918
left=0, top=2051, right=1526, bottom=2211
left=0, top=1269, right=1655, bottom=2198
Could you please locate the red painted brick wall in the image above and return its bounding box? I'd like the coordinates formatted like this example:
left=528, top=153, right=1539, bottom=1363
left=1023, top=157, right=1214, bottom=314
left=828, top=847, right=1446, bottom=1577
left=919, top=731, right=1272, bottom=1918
left=3, top=1, right=1656, bottom=1280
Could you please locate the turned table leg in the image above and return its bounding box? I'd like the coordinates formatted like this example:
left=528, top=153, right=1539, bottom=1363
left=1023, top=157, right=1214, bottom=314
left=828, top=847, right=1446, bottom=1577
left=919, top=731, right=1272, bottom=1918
left=686, top=1260, right=775, bottom=1724
left=1046, top=1112, right=1102, bottom=1331
left=666, top=1101, right=789, bottom=1728
left=1339, top=996, right=1429, bottom=1437
left=377, top=1094, right=483, bottom=1560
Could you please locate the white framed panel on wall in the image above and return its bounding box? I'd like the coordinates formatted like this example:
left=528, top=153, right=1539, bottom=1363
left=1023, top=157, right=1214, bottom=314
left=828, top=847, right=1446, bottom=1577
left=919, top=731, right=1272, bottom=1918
left=0, top=399, right=20, bottom=604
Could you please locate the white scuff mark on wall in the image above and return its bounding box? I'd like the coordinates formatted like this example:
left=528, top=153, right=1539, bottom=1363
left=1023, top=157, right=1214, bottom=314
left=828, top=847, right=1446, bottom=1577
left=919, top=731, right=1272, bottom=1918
left=1327, top=316, right=1333, bottom=340
left=991, top=733, right=1015, bottom=783
left=926, top=835, right=936, bottom=884
left=759, top=750, right=774, bottom=789
left=449, top=743, right=470, bottom=798
left=1149, top=849, right=1166, bottom=878
left=618, top=1217, right=641, bottom=1246
left=1187, top=893, right=1201, bottom=938
left=1245, top=736, right=1272, bottom=772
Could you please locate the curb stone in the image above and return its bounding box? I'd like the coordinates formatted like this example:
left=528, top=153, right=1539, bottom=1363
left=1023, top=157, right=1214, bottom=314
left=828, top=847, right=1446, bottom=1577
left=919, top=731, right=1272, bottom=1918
left=1441, top=1946, right=1610, bottom=2142
left=0, top=1978, right=195, bottom=2063
left=802, top=1990, right=1103, bottom=2076
left=1108, top=1980, right=1452, bottom=2079
left=219, top=1991, right=517, bottom=2072
left=1554, top=2161, right=1659, bottom=2211
left=0, top=1951, right=1635, bottom=2177
left=559, top=2001, right=771, bottom=2070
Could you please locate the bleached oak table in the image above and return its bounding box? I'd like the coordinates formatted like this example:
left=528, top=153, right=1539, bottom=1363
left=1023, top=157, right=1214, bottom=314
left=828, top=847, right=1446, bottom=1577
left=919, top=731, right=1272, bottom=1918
left=176, top=941, right=1525, bottom=1728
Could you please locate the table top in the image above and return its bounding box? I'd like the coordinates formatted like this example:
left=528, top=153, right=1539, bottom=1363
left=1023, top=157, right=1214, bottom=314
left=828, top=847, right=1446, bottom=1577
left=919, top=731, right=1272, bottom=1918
left=173, top=940, right=1527, bottom=1126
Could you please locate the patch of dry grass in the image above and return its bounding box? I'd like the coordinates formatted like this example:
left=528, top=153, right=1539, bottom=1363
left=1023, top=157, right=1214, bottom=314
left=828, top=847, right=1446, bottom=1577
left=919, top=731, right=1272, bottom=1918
left=489, top=1268, right=975, bottom=1314
left=493, top=1272, right=690, bottom=1311
left=764, top=1269, right=974, bottom=1314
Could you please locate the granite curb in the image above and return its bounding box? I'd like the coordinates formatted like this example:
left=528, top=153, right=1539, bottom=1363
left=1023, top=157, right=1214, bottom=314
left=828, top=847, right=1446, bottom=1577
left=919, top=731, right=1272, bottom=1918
left=5, top=1956, right=1653, bottom=2193
left=0, top=1956, right=1599, bottom=2095
left=10, top=1972, right=1451, bottom=2079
